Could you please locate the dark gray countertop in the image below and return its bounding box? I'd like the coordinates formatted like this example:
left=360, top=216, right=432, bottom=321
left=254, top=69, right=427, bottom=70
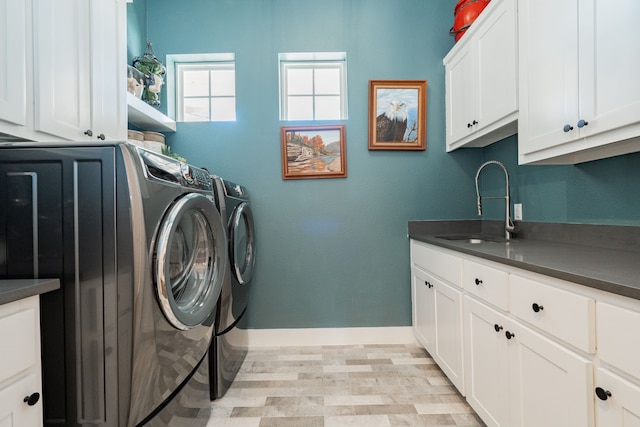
left=409, top=220, right=640, bottom=301
left=0, top=278, right=60, bottom=305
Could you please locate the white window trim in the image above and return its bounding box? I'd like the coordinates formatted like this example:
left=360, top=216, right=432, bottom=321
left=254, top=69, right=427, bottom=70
left=166, top=53, right=235, bottom=121
left=278, top=52, right=348, bottom=121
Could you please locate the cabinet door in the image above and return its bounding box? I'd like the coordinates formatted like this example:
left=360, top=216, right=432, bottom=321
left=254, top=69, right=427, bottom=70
left=508, top=321, right=594, bottom=427
left=412, top=267, right=436, bottom=353
left=0, top=374, right=43, bottom=427
left=578, top=0, right=640, bottom=140
left=434, top=277, right=464, bottom=394
left=445, top=45, right=476, bottom=145
left=518, top=0, right=579, bottom=155
left=0, top=0, right=26, bottom=126
left=464, top=296, right=510, bottom=427
left=33, top=0, right=91, bottom=140
left=595, top=369, right=640, bottom=427
left=475, top=0, right=517, bottom=131
left=89, top=0, right=127, bottom=141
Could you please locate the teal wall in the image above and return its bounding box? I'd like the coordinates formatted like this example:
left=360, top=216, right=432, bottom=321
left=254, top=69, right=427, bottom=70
left=126, top=0, right=147, bottom=64
left=129, top=0, right=640, bottom=329
left=478, top=136, right=640, bottom=225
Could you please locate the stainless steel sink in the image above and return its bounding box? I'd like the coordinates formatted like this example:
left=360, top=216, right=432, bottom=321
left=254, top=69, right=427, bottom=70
left=435, top=234, right=509, bottom=244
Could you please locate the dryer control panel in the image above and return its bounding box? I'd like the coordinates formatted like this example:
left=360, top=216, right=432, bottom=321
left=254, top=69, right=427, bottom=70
left=137, top=147, right=213, bottom=192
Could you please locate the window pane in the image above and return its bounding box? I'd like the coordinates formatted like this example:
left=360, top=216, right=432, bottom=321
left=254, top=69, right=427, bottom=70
left=287, top=96, right=313, bottom=120
left=183, top=98, right=209, bottom=122
left=314, top=68, right=340, bottom=95
left=287, top=68, right=313, bottom=95
left=211, top=97, right=236, bottom=122
left=211, top=69, right=235, bottom=97
left=314, top=96, right=341, bottom=120
left=183, top=70, right=210, bottom=97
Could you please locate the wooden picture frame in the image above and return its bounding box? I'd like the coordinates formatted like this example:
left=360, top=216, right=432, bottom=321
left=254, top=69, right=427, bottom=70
left=280, top=124, right=347, bottom=180
left=368, top=80, right=427, bottom=150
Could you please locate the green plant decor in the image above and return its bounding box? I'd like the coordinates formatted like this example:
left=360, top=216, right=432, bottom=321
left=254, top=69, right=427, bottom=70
left=161, top=145, right=187, bottom=162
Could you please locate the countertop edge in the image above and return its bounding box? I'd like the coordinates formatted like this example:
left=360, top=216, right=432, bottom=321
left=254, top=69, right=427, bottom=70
left=409, top=232, right=640, bottom=302
left=0, top=278, right=61, bottom=306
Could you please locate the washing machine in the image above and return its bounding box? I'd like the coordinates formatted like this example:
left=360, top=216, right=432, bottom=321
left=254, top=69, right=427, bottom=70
left=130, top=146, right=227, bottom=425
left=209, top=176, right=256, bottom=399
left=0, top=142, right=226, bottom=427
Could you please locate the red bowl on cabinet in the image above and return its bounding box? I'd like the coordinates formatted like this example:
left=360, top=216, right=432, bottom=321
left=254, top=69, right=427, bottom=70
left=450, top=0, right=491, bottom=41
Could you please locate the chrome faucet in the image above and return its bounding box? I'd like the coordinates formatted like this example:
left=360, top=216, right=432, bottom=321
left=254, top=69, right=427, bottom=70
left=475, top=160, right=518, bottom=240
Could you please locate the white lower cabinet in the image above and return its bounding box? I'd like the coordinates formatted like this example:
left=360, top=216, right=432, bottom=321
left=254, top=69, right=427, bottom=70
left=0, top=296, right=43, bottom=427
left=412, top=266, right=436, bottom=351
left=594, top=301, right=640, bottom=427
left=411, top=264, right=464, bottom=393
left=464, top=295, right=593, bottom=427
left=594, top=369, right=640, bottom=427
left=432, top=277, right=464, bottom=392
left=0, top=374, right=43, bottom=427
left=464, top=296, right=511, bottom=426
left=508, top=320, right=594, bottom=427
left=410, top=239, right=626, bottom=427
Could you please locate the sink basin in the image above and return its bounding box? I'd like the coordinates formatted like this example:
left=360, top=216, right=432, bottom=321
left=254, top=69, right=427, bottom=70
left=435, top=234, right=509, bottom=244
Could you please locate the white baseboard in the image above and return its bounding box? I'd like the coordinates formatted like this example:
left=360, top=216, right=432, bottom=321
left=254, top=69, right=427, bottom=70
left=240, top=326, right=415, bottom=348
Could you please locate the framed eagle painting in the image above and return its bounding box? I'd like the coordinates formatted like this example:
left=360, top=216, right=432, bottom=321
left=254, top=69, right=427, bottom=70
left=368, top=80, right=427, bottom=150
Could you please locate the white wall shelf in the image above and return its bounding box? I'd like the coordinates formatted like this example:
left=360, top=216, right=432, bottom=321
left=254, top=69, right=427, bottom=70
left=127, top=92, right=176, bottom=132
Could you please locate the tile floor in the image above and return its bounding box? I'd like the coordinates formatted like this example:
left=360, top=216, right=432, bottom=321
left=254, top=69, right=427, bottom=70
left=207, top=343, right=485, bottom=427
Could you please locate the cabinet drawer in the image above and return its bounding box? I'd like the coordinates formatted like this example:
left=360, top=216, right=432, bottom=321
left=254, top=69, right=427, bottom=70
left=0, top=297, right=39, bottom=384
left=411, top=241, right=462, bottom=287
left=597, top=302, right=640, bottom=380
left=463, top=259, right=509, bottom=310
left=509, top=275, right=595, bottom=353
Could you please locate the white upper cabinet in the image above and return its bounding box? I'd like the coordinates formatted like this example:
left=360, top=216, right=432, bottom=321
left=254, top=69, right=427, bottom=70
left=33, top=0, right=92, bottom=141
left=33, top=0, right=126, bottom=142
left=444, top=0, right=518, bottom=151
left=0, top=0, right=27, bottom=127
left=0, top=0, right=126, bottom=142
left=518, top=0, right=640, bottom=164
left=89, top=0, right=127, bottom=141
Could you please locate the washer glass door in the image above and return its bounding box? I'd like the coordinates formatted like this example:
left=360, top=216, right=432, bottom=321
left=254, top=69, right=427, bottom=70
left=155, top=192, right=227, bottom=330
left=229, top=202, right=256, bottom=285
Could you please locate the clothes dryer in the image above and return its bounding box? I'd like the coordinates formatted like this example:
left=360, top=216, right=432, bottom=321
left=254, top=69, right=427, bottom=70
left=209, top=176, right=256, bottom=399
left=0, top=142, right=227, bottom=427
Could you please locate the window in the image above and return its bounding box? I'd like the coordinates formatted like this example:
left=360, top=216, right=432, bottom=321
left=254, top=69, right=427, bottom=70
left=166, top=53, right=236, bottom=122
left=279, top=52, right=348, bottom=121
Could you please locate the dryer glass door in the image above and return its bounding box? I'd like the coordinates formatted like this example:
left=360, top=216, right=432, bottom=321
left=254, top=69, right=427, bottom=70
left=155, top=193, right=227, bottom=330
left=229, top=202, right=256, bottom=285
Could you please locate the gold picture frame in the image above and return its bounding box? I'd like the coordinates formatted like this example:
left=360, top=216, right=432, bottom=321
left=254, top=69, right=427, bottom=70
left=368, top=79, right=427, bottom=150
left=280, top=124, right=347, bottom=180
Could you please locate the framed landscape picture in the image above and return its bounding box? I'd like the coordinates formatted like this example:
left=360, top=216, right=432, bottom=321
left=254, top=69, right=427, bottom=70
left=368, top=80, right=427, bottom=150
left=280, top=125, right=347, bottom=180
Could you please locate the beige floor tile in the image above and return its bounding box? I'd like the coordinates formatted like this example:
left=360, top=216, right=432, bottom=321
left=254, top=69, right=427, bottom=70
left=208, top=344, right=481, bottom=426
left=325, top=414, right=391, bottom=427
left=387, top=413, right=457, bottom=425
left=258, top=416, right=324, bottom=427
left=323, top=365, right=373, bottom=373
left=324, top=395, right=385, bottom=406
left=414, top=402, right=476, bottom=415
